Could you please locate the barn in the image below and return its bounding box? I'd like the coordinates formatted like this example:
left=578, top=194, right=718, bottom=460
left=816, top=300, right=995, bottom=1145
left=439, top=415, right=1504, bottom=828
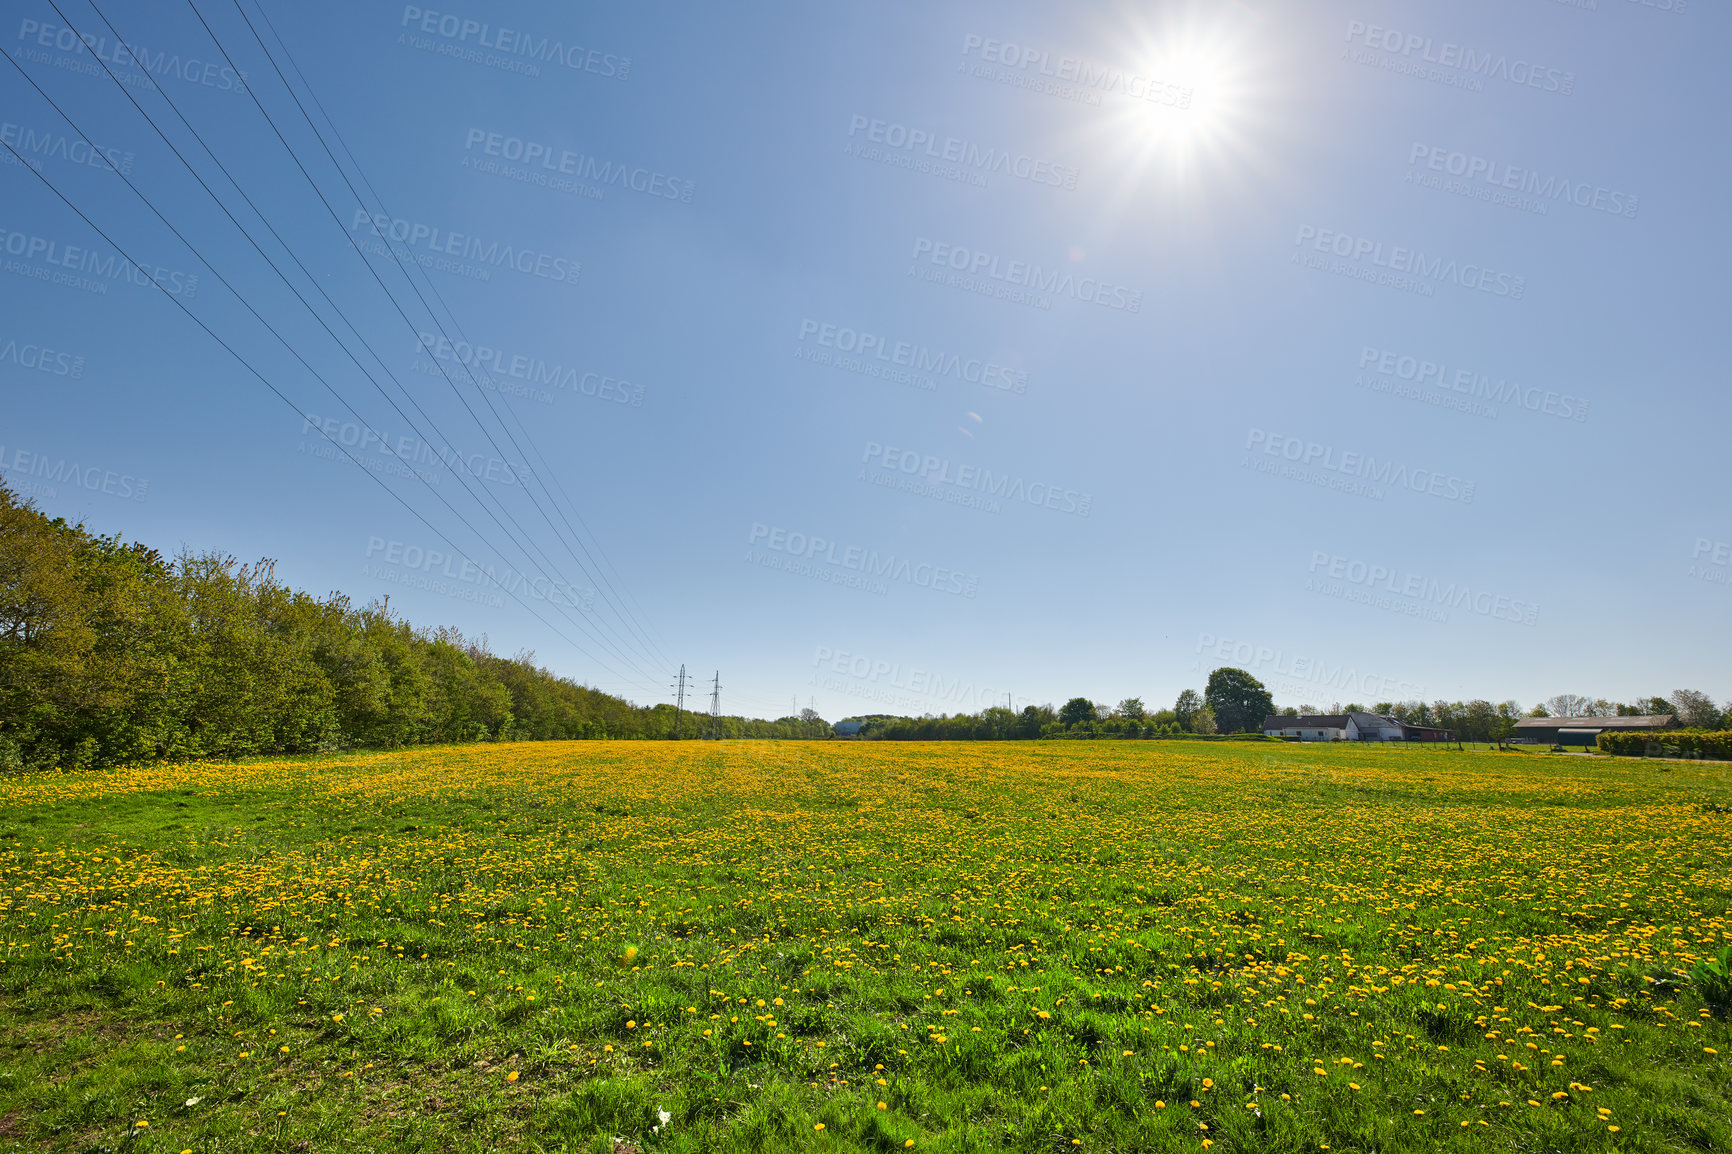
left=1511, top=714, right=1677, bottom=747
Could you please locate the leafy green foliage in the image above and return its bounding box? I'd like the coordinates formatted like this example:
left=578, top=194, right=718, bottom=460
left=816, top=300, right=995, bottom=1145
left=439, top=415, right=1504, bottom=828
left=0, top=481, right=825, bottom=769
left=1690, top=945, right=1732, bottom=1019
left=1058, top=697, right=1096, bottom=727
left=1203, top=667, right=1273, bottom=734
left=1597, top=730, right=1732, bottom=760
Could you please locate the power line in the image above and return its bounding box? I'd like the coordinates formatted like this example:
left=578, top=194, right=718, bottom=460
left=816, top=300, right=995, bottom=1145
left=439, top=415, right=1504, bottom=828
left=202, top=0, right=674, bottom=675
left=43, top=0, right=663, bottom=690
left=0, top=130, right=651, bottom=687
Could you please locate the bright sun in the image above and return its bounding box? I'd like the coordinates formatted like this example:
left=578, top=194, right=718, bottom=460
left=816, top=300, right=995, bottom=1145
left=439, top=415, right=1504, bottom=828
left=1091, top=7, right=1267, bottom=178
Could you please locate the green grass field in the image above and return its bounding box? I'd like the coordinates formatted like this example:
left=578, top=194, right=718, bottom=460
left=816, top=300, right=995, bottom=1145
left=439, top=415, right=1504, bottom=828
left=1, top=741, right=1727, bottom=1152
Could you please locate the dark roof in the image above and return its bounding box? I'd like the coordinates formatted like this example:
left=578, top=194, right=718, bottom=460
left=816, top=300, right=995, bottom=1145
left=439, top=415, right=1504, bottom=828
left=1513, top=714, right=1675, bottom=731
left=1263, top=714, right=1350, bottom=729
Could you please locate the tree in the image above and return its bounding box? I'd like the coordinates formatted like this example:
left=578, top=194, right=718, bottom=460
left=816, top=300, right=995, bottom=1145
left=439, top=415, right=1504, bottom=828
left=1116, top=697, right=1145, bottom=721
left=1204, top=667, right=1273, bottom=733
left=1669, top=689, right=1721, bottom=729
left=1173, top=689, right=1202, bottom=728
left=1059, top=697, right=1096, bottom=728
left=1459, top=699, right=1499, bottom=742
left=1191, top=707, right=1218, bottom=734
left=1392, top=700, right=1435, bottom=726
left=1544, top=694, right=1593, bottom=719
left=1016, top=704, right=1055, bottom=738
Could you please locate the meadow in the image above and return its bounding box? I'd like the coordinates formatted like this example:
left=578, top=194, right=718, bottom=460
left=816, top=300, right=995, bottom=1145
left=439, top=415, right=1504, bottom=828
left=0, top=741, right=1726, bottom=1152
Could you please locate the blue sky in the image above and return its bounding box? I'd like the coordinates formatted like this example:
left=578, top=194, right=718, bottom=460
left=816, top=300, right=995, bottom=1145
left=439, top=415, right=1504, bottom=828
left=2, top=0, right=1726, bottom=722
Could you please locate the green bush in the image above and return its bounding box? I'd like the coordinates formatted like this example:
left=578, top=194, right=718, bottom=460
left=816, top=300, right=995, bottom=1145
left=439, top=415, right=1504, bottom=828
left=1596, top=730, right=1732, bottom=759
left=1689, top=944, right=1732, bottom=1018
left=0, top=480, right=828, bottom=769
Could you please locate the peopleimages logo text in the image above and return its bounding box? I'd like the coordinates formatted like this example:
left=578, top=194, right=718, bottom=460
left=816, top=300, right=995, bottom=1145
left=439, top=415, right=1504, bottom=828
left=398, top=7, right=629, bottom=78
left=1358, top=347, right=1587, bottom=422
left=797, top=320, right=1026, bottom=393
left=1294, top=225, right=1524, bottom=299
left=0, top=226, right=197, bottom=297
left=747, top=524, right=978, bottom=598
left=862, top=442, right=1090, bottom=516
left=1, top=121, right=133, bottom=174
left=15, top=18, right=249, bottom=92
left=0, top=444, right=148, bottom=501
left=1689, top=538, right=1730, bottom=588
left=1194, top=632, right=1425, bottom=700
left=846, top=115, right=1079, bottom=189
left=1407, top=145, right=1637, bottom=219
left=415, top=333, right=643, bottom=406
left=1694, top=538, right=1731, bottom=566
left=1343, top=21, right=1574, bottom=95
left=1308, top=551, right=1538, bottom=626
left=348, top=211, right=580, bottom=285
left=911, top=238, right=1142, bottom=312
left=0, top=335, right=84, bottom=378
left=462, top=130, right=692, bottom=202
left=959, top=34, right=1193, bottom=108
left=300, top=414, right=529, bottom=486
left=812, top=645, right=1018, bottom=712
left=1245, top=428, right=1475, bottom=504
left=364, top=536, right=594, bottom=611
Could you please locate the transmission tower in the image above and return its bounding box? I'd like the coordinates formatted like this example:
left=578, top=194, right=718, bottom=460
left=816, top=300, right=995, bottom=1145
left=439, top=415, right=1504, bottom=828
left=670, top=664, right=689, bottom=739
left=708, top=671, right=722, bottom=740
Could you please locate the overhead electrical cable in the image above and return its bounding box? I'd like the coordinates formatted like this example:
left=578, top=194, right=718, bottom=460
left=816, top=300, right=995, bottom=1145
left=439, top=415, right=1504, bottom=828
left=0, top=124, right=661, bottom=694
left=239, top=0, right=677, bottom=673
left=48, top=0, right=667, bottom=688
left=184, top=0, right=676, bottom=675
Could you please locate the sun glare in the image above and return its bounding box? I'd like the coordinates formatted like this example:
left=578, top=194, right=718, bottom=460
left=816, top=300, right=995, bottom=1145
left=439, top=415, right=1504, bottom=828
left=1089, top=6, right=1268, bottom=182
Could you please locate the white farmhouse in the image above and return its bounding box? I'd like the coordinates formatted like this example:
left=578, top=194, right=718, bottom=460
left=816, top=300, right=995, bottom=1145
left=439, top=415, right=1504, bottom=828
left=1262, top=711, right=1451, bottom=742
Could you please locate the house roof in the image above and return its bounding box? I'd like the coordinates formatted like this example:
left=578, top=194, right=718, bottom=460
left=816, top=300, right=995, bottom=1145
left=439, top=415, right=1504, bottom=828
left=1263, top=714, right=1351, bottom=729
left=1513, top=714, right=1674, bottom=730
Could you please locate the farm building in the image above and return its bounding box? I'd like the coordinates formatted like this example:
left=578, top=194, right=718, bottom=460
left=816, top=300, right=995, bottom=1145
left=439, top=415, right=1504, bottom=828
left=833, top=720, right=866, bottom=737
left=1511, top=714, right=1677, bottom=747
left=1262, top=711, right=1452, bottom=742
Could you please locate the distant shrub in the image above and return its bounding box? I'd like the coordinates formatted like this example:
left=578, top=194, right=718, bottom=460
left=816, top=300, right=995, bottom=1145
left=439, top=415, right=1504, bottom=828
left=1596, top=730, right=1732, bottom=760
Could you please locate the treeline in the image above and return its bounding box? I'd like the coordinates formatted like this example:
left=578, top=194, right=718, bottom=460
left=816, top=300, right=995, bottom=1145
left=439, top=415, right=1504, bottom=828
left=0, top=483, right=828, bottom=771
left=847, top=667, right=1282, bottom=740
left=845, top=679, right=1729, bottom=745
